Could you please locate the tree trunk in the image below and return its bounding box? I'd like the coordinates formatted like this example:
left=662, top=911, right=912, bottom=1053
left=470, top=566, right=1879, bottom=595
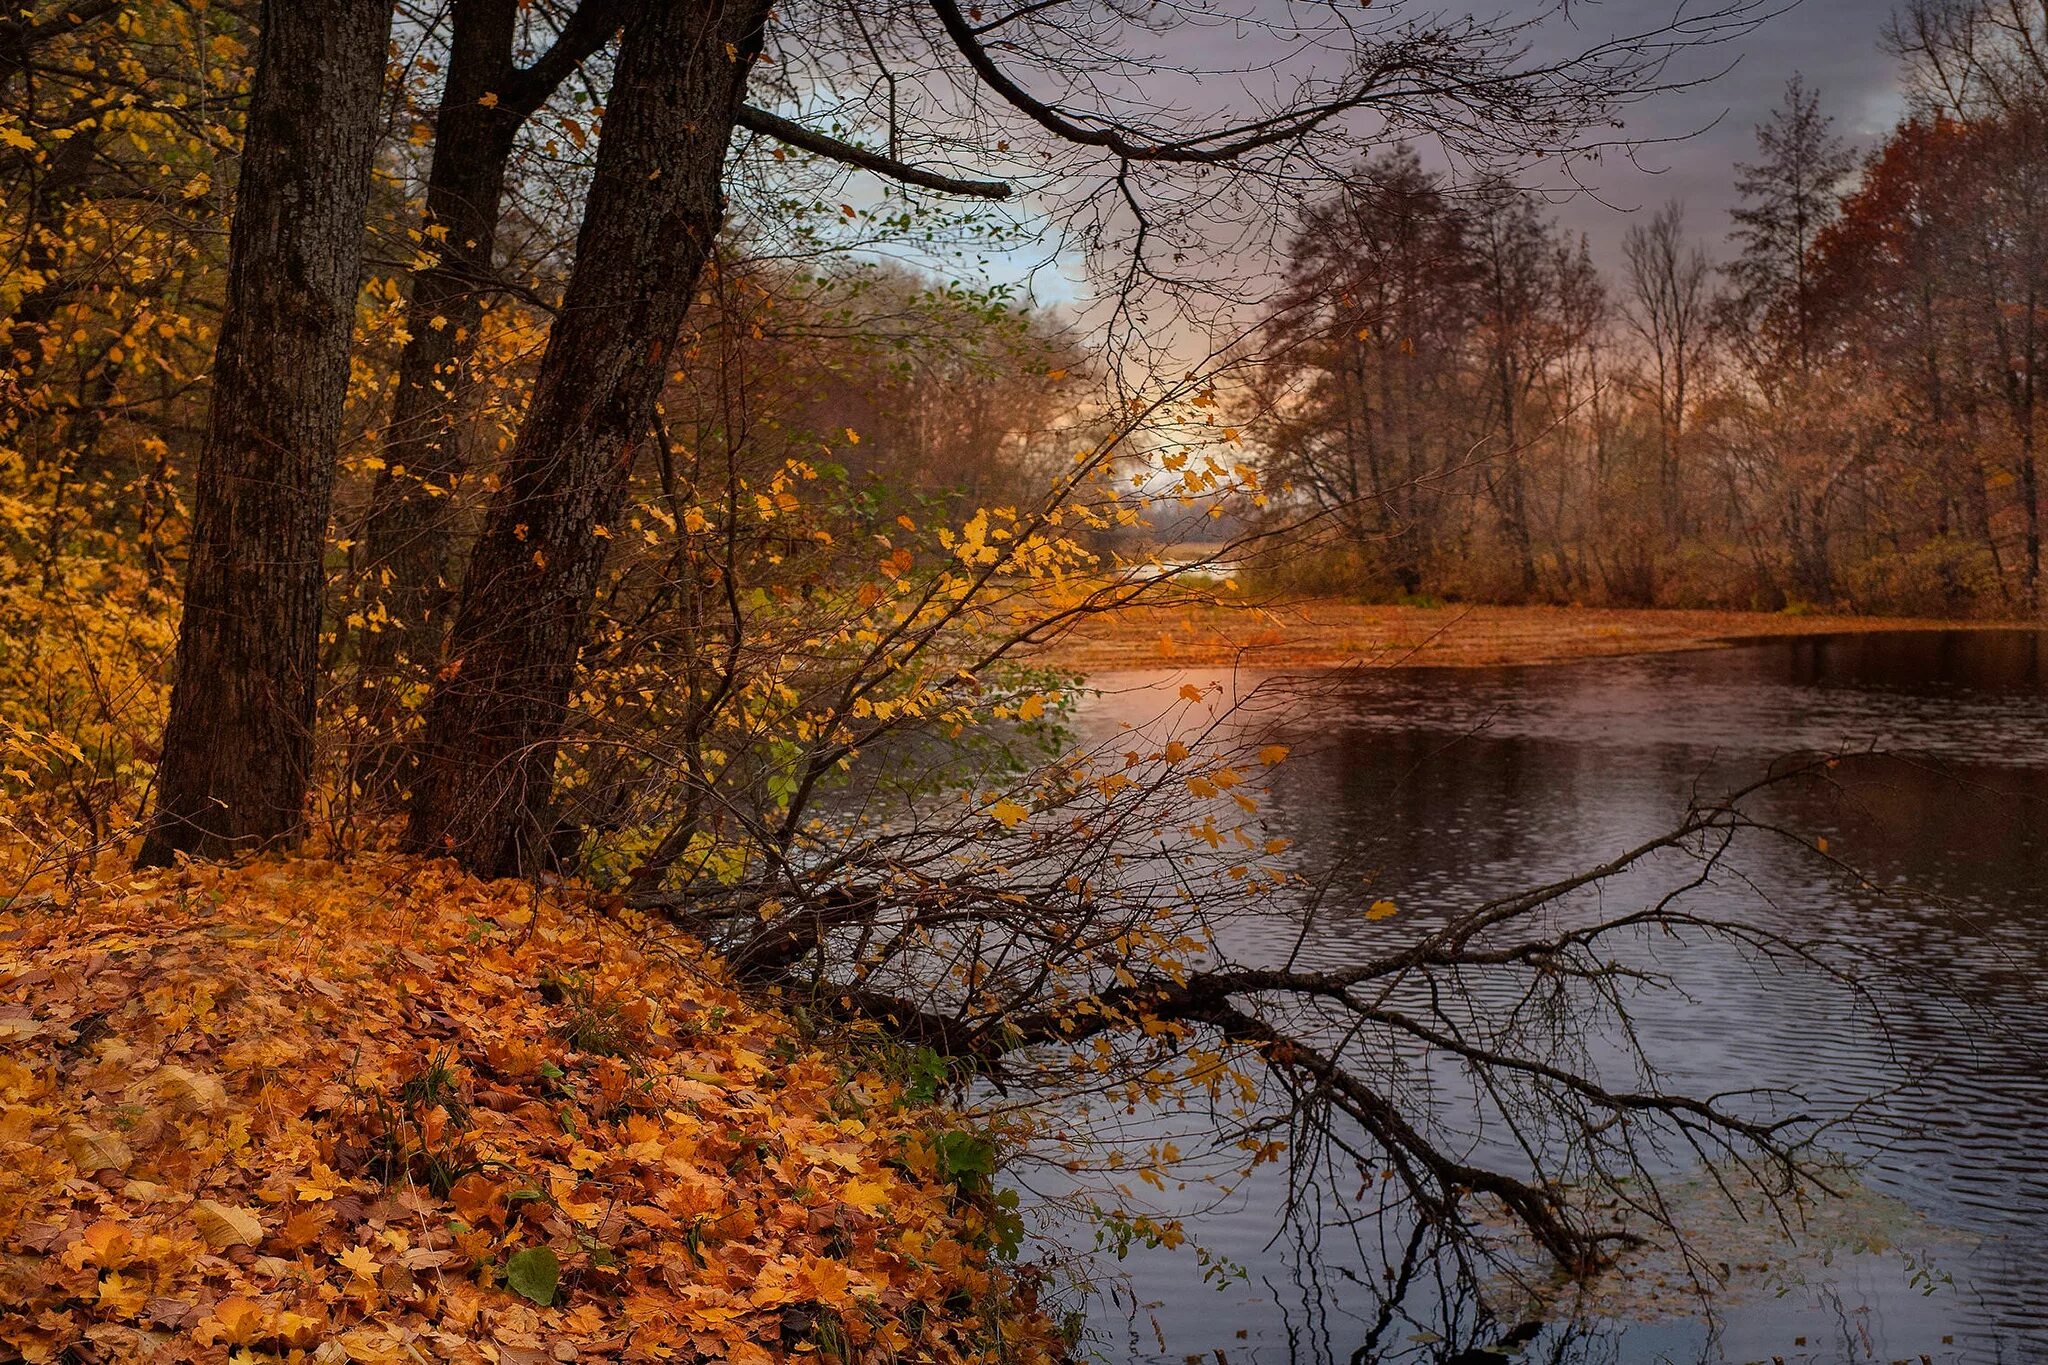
left=1494, top=349, right=1537, bottom=599
left=137, top=0, right=393, bottom=866
left=405, top=0, right=771, bottom=877
left=2022, top=439, right=2041, bottom=608
left=351, top=0, right=625, bottom=754
left=350, top=0, right=524, bottom=720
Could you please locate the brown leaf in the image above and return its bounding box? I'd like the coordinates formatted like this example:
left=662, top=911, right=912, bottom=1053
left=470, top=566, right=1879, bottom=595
left=188, top=1199, right=263, bottom=1250
left=449, top=1172, right=506, bottom=1228
left=378, top=1260, right=418, bottom=1298
left=63, top=1126, right=133, bottom=1175
left=150, top=1065, right=227, bottom=1116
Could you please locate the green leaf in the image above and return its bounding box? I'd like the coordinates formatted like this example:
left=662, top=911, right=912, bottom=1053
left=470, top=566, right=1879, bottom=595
left=903, top=1047, right=947, bottom=1104
left=505, top=1246, right=559, bottom=1306
left=933, top=1129, right=996, bottom=1183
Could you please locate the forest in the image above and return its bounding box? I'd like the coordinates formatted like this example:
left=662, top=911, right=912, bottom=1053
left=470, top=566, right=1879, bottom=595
left=1259, top=46, right=2048, bottom=616
left=3, top=0, right=2046, bottom=1363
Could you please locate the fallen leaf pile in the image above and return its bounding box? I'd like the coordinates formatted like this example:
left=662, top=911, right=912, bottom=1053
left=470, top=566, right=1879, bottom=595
left=0, top=857, right=1061, bottom=1364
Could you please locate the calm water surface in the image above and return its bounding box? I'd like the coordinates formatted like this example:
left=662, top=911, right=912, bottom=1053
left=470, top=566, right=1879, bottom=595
left=1058, top=630, right=2048, bottom=1365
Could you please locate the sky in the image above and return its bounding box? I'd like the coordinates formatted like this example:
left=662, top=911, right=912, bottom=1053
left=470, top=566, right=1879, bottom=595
left=1531, top=0, right=1910, bottom=262
left=896, top=0, right=1919, bottom=325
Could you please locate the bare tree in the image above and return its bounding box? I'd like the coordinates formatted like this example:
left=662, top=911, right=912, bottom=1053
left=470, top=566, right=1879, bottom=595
left=1624, top=201, right=1715, bottom=544
left=627, top=663, right=1851, bottom=1281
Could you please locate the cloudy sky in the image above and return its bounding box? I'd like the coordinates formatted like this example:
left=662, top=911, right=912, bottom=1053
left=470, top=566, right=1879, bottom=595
left=957, top=0, right=1917, bottom=319
left=1538, top=0, right=1909, bottom=261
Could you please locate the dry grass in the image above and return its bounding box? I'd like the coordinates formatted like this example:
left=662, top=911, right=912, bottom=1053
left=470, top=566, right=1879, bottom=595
left=1037, top=598, right=2046, bottom=673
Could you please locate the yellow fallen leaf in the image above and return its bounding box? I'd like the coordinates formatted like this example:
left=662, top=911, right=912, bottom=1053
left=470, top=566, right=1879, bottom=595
left=189, top=1199, right=263, bottom=1250
left=204, top=1296, right=267, bottom=1346
left=64, top=1126, right=133, bottom=1174
left=153, top=1065, right=227, bottom=1116
left=337, top=1244, right=380, bottom=1280
left=97, top=1269, right=147, bottom=1316
left=840, top=1177, right=891, bottom=1214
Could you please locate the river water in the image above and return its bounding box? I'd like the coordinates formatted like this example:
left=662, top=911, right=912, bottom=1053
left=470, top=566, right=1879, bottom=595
left=1057, top=630, right=2048, bottom=1365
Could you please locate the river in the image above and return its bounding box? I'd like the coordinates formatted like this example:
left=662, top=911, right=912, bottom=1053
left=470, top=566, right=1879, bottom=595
left=1054, top=629, right=2048, bottom=1365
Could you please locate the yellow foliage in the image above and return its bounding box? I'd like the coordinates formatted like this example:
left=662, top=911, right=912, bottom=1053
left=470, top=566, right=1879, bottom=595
left=0, top=858, right=1061, bottom=1364
left=0, top=486, right=178, bottom=851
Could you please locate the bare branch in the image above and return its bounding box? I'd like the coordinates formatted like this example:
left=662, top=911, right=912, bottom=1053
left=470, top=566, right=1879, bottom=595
left=736, top=103, right=1013, bottom=198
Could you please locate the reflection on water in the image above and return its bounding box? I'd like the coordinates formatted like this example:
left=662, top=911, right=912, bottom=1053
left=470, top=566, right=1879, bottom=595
left=1063, top=630, right=2048, bottom=1365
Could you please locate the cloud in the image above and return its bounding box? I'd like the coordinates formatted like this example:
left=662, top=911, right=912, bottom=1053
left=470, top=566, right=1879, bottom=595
left=1540, top=0, right=1904, bottom=260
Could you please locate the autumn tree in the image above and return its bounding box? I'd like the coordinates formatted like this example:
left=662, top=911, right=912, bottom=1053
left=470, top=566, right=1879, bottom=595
left=397, top=0, right=784, bottom=874
left=1257, top=165, right=1600, bottom=601
left=1721, top=75, right=1856, bottom=601
left=1623, top=201, right=1714, bottom=546
left=1, top=1, right=247, bottom=581
left=1467, top=178, right=1604, bottom=598
left=403, top=0, right=1774, bottom=872
left=348, top=0, right=627, bottom=754
left=1257, top=147, right=1475, bottom=596
left=136, top=0, right=395, bottom=864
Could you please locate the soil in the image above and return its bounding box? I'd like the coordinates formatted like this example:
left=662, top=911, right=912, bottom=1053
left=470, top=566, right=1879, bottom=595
left=1035, top=599, right=2048, bottom=673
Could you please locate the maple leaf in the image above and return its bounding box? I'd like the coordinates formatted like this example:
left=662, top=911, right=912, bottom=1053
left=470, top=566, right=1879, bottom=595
left=447, top=1172, right=505, bottom=1227
left=202, top=1297, right=268, bottom=1347
left=840, top=1177, right=892, bottom=1214
left=338, top=1244, right=380, bottom=1280
left=295, top=1162, right=342, bottom=1201
left=96, top=1270, right=147, bottom=1317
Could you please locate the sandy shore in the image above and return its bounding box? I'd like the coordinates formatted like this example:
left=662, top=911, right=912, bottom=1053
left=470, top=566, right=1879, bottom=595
left=1036, top=600, right=2047, bottom=673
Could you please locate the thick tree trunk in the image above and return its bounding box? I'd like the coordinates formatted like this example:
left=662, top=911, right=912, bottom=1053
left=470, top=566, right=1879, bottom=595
left=352, top=0, right=624, bottom=751
left=351, top=0, right=524, bottom=719
left=137, top=0, right=393, bottom=866
left=405, top=0, right=771, bottom=877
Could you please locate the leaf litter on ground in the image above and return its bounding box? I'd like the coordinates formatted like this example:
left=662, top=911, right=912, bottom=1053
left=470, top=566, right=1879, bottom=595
left=0, top=856, right=1060, bottom=1365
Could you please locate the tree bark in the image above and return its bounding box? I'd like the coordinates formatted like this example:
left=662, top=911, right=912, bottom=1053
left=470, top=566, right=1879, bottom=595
left=351, top=0, right=624, bottom=744
left=137, top=0, right=393, bottom=866
left=405, top=0, right=771, bottom=877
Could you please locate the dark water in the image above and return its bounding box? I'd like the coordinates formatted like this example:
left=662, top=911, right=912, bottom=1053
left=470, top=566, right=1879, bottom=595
left=1059, top=630, right=2048, bottom=1365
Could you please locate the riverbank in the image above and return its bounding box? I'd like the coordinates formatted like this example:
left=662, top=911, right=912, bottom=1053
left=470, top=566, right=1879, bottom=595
left=1040, top=600, right=2046, bottom=672
left=0, top=857, right=1058, bottom=1365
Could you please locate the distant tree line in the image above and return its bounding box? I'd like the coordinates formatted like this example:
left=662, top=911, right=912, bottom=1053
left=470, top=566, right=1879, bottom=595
left=1257, top=2, right=2048, bottom=617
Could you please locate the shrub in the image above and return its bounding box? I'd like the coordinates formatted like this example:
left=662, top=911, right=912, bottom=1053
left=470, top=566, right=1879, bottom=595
left=1842, top=536, right=2002, bottom=617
